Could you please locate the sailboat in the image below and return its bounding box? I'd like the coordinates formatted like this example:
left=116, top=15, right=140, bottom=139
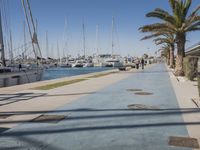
left=72, top=22, right=94, bottom=68
left=81, top=23, right=94, bottom=67
left=60, top=18, right=72, bottom=68
left=102, top=17, right=123, bottom=68
left=0, top=0, right=43, bottom=88
left=93, top=25, right=103, bottom=67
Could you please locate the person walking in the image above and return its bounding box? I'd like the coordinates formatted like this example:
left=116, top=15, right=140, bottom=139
left=135, top=59, right=139, bottom=69
left=141, top=58, right=144, bottom=69
left=19, top=63, right=22, bottom=71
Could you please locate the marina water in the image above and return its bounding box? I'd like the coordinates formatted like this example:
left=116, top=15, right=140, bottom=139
left=42, top=67, right=114, bottom=80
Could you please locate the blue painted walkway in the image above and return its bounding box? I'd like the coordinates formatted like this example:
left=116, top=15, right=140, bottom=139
left=0, top=64, right=191, bottom=150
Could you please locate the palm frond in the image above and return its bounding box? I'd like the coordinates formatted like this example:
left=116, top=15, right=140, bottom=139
left=139, top=23, right=175, bottom=33
left=188, top=6, right=200, bottom=19
left=141, top=33, right=165, bottom=40
left=155, top=39, right=169, bottom=45
left=154, top=8, right=170, bottom=15
left=186, top=27, right=200, bottom=32
left=146, top=10, right=175, bottom=25
left=185, top=20, right=200, bottom=31
left=169, top=0, right=176, bottom=14
left=183, top=0, right=192, bottom=18
left=154, top=38, right=172, bottom=45
left=187, top=22, right=200, bottom=32
left=184, top=6, right=200, bottom=27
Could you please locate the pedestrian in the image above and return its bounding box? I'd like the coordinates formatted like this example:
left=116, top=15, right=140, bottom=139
left=135, top=59, right=139, bottom=69
left=141, top=58, right=144, bottom=69
left=19, top=63, right=22, bottom=71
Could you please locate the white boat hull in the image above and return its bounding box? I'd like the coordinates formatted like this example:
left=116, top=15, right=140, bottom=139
left=102, top=61, right=123, bottom=67
left=0, top=69, right=43, bottom=88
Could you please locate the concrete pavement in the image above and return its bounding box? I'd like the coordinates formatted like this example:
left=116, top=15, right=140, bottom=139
left=0, top=63, right=199, bottom=150
left=169, top=67, right=200, bottom=150
left=0, top=69, right=118, bottom=94
left=0, top=69, right=132, bottom=129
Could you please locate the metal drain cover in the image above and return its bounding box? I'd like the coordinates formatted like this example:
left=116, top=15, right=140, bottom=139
left=126, top=89, right=143, bottom=92
left=128, top=104, right=160, bottom=110
left=31, top=115, right=66, bottom=123
left=168, top=136, right=199, bottom=148
left=134, top=92, right=153, bottom=95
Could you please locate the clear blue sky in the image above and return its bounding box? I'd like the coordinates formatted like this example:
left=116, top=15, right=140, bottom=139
left=3, top=0, right=200, bottom=57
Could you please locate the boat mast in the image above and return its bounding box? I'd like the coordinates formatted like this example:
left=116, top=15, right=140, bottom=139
left=111, top=17, right=114, bottom=56
left=82, top=23, right=86, bottom=59
left=35, top=19, right=38, bottom=34
left=23, top=21, right=27, bottom=59
left=22, top=0, right=36, bottom=59
left=50, top=44, right=54, bottom=59
left=46, top=31, right=49, bottom=58
left=26, top=0, right=42, bottom=58
left=63, top=18, right=67, bottom=58
left=9, top=29, right=13, bottom=64
left=21, top=0, right=42, bottom=60
left=96, top=25, right=99, bottom=56
left=0, top=9, right=5, bottom=66
left=57, top=41, right=60, bottom=63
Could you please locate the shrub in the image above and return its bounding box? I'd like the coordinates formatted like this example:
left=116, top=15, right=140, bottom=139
left=183, top=57, right=198, bottom=80
left=198, top=75, right=200, bottom=97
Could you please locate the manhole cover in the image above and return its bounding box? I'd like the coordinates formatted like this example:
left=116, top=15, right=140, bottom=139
left=168, top=136, right=199, bottom=148
left=126, top=89, right=143, bottom=92
left=0, top=114, right=13, bottom=119
left=134, top=92, right=153, bottom=95
left=31, top=115, right=66, bottom=123
left=128, top=104, right=160, bottom=110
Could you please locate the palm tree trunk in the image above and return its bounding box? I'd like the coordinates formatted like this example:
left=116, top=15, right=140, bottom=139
left=167, top=50, right=170, bottom=66
left=175, top=33, right=185, bottom=76
left=170, top=44, right=175, bottom=68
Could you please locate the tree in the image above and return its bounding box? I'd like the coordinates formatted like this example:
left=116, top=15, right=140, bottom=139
left=139, top=0, right=200, bottom=76
left=160, top=45, right=171, bottom=65
left=154, top=35, right=176, bottom=68
left=141, top=32, right=175, bottom=68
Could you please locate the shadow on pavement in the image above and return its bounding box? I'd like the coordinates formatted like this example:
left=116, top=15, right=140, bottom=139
left=0, top=127, right=10, bottom=134
left=121, top=70, right=171, bottom=74
left=0, top=107, right=199, bottom=125
left=1, top=121, right=200, bottom=137
left=0, top=92, right=96, bottom=106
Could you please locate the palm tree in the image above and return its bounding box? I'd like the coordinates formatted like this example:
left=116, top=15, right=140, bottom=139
left=141, top=33, right=175, bottom=68
left=154, top=35, right=175, bottom=68
left=139, top=0, right=200, bottom=76
left=160, top=45, right=171, bottom=64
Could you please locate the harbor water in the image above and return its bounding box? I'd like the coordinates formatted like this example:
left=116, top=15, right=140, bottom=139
left=42, top=67, right=114, bottom=80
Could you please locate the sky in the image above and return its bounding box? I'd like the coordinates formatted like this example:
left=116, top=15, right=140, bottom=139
left=1, top=0, right=200, bottom=58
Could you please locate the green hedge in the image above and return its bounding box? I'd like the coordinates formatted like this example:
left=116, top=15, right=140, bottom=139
left=183, top=57, right=198, bottom=81
left=198, top=75, right=200, bottom=97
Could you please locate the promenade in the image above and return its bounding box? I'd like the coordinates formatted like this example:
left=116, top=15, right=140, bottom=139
left=0, top=63, right=200, bottom=150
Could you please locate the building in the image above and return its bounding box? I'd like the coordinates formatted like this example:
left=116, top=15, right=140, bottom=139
left=185, top=42, right=200, bottom=72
